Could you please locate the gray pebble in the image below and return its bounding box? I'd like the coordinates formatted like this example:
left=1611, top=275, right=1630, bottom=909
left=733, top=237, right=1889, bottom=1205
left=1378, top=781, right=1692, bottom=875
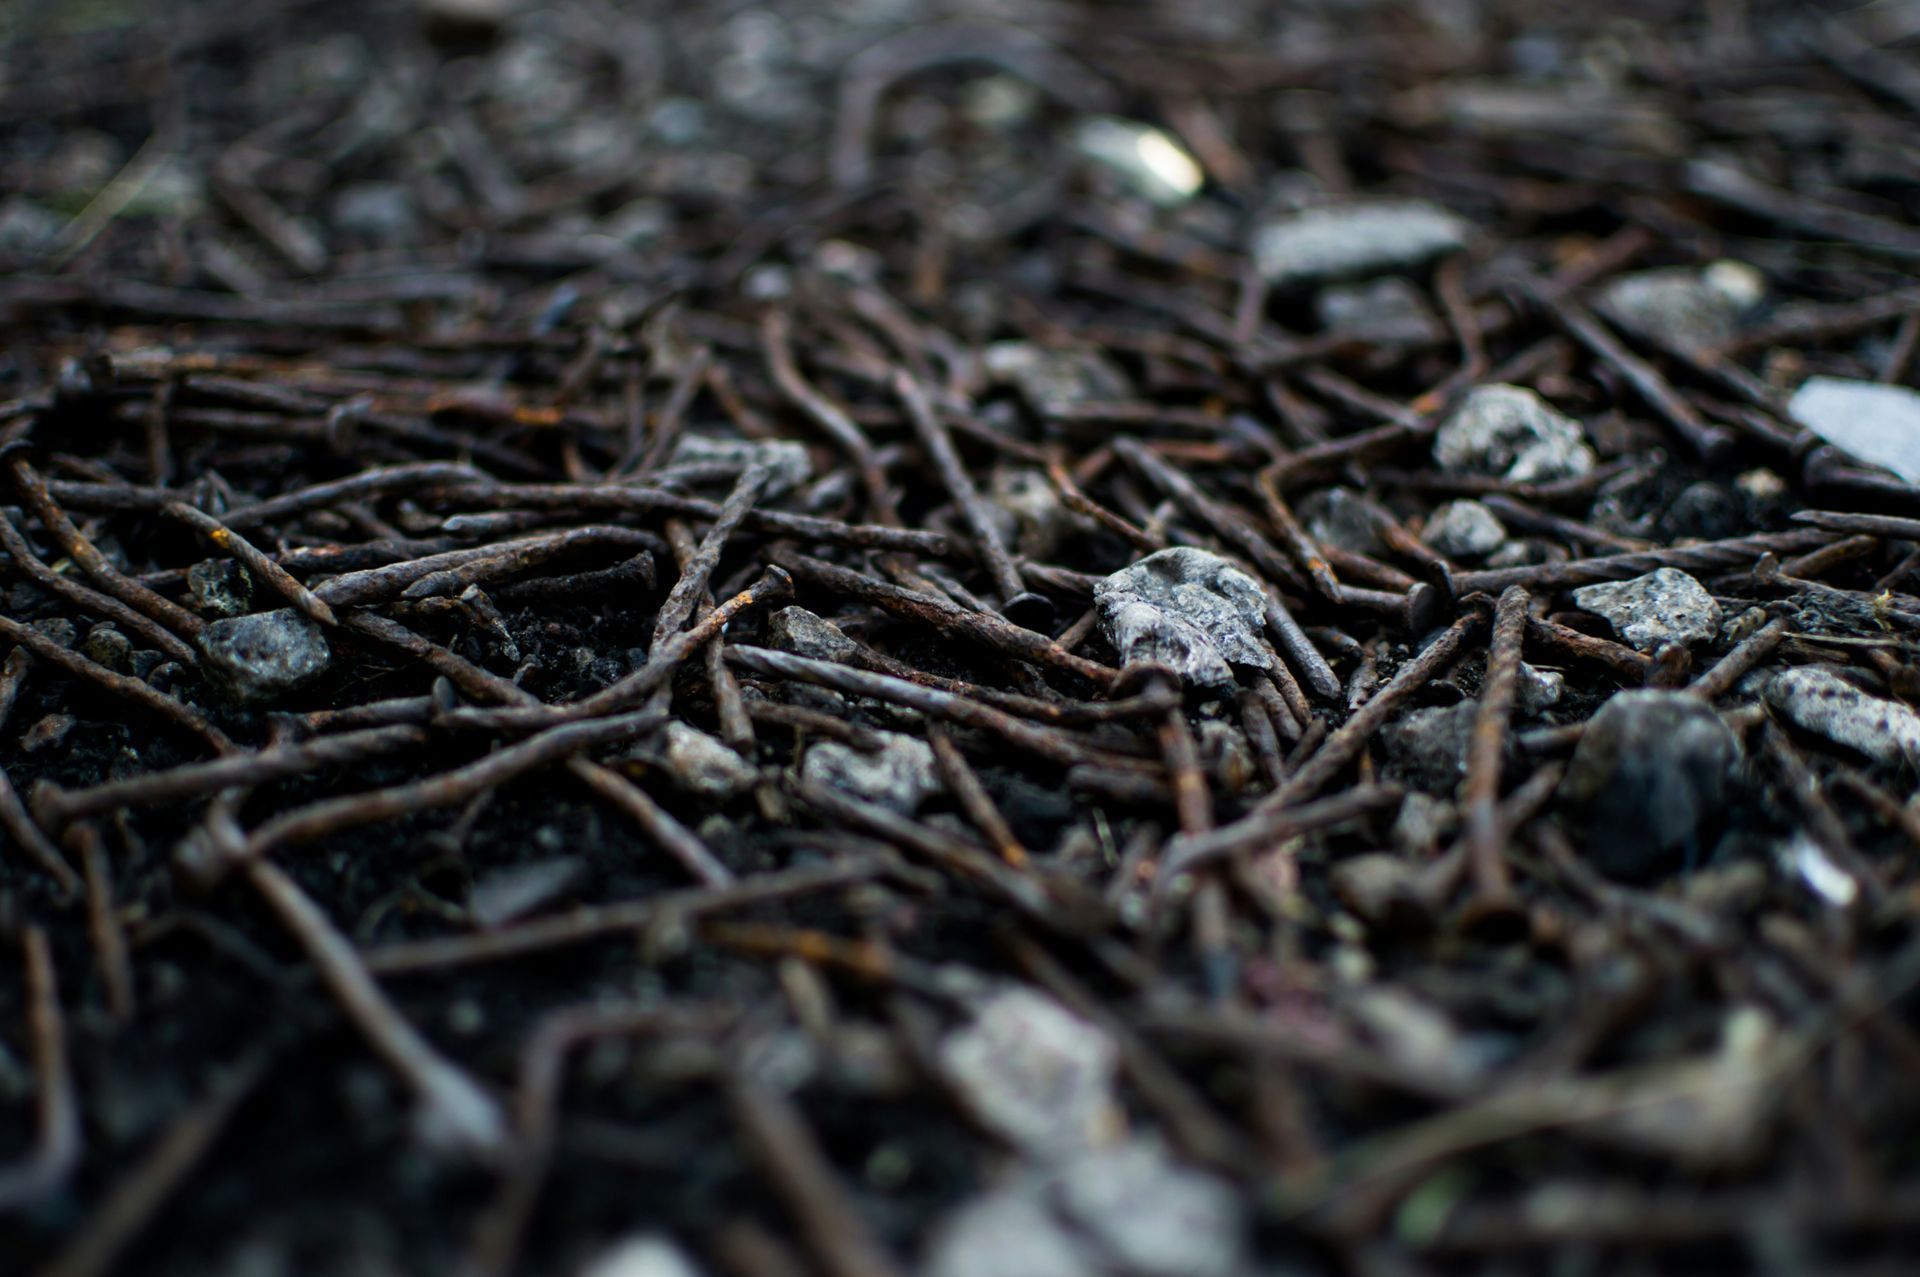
left=801, top=732, right=940, bottom=814
left=925, top=1188, right=1090, bottom=1277
left=1391, top=790, right=1457, bottom=856
left=198, top=608, right=332, bottom=702
left=1380, top=701, right=1477, bottom=792
left=1051, top=1138, right=1245, bottom=1277
left=988, top=468, right=1076, bottom=560
left=20, top=714, right=73, bottom=754
left=1572, top=568, right=1720, bottom=651
left=1299, top=486, right=1382, bottom=556
left=83, top=623, right=132, bottom=671
left=1516, top=662, right=1565, bottom=715
left=1332, top=851, right=1429, bottom=926
left=766, top=606, right=863, bottom=664
left=1254, top=199, right=1470, bottom=288
left=1559, top=690, right=1740, bottom=878
left=984, top=342, right=1131, bottom=416
left=1595, top=261, right=1763, bottom=352
left=1316, top=275, right=1445, bottom=345
left=939, top=987, right=1120, bottom=1160
left=0, top=195, right=62, bottom=256
left=1094, top=547, right=1273, bottom=691
left=667, top=434, right=812, bottom=496
left=29, top=617, right=77, bottom=649
left=658, top=722, right=759, bottom=800
left=1433, top=383, right=1595, bottom=483
left=467, top=857, right=586, bottom=931
left=1766, top=665, right=1920, bottom=766
left=330, top=182, right=421, bottom=247
left=1422, top=499, right=1507, bottom=558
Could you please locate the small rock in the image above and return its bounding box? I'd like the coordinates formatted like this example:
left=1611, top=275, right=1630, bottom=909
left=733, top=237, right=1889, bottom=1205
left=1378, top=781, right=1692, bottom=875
left=1051, top=1138, right=1246, bottom=1277
left=198, top=609, right=332, bottom=702
left=83, top=623, right=133, bottom=671
left=1421, top=499, right=1507, bottom=558
left=1595, top=261, right=1764, bottom=352
left=1072, top=117, right=1204, bottom=206
left=1516, top=662, right=1565, bottom=715
left=28, top=618, right=77, bottom=648
left=19, top=714, right=73, bottom=754
left=1300, top=487, right=1383, bottom=556
left=801, top=733, right=940, bottom=814
left=984, top=343, right=1132, bottom=416
left=1484, top=538, right=1555, bottom=570
left=0, top=196, right=62, bottom=257
left=1559, top=690, right=1741, bottom=878
left=988, top=468, right=1075, bottom=560
left=667, top=434, right=812, bottom=496
left=1433, top=384, right=1595, bottom=484
left=1254, top=199, right=1471, bottom=288
left=657, top=722, right=759, bottom=800
left=1391, top=790, right=1456, bottom=856
left=574, top=1235, right=705, bottom=1277
left=189, top=558, right=254, bottom=617
left=1316, top=276, right=1445, bottom=345
left=1572, top=568, right=1720, bottom=652
left=1332, top=851, right=1428, bottom=926
left=1093, top=547, right=1273, bottom=691
left=602, top=198, right=671, bottom=246
left=1787, top=833, right=1860, bottom=909
left=1381, top=701, right=1477, bottom=792
left=467, top=858, right=586, bottom=931
left=939, top=988, right=1121, bottom=1159
left=925, top=1188, right=1089, bottom=1277
left=766, top=606, right=863, bottom=664
left=330, top=182, right=420, bottom=247
left=1766, top=665, right=1920, bottom=766
left=1786, top=376, right=1920, bottom=485
left=1660, top=480, right=1743, bottom=543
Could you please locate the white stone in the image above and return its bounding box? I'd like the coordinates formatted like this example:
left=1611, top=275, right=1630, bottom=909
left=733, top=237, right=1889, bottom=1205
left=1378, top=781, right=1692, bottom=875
left=801, top=733, right=940, bottom=813
left=1073, top=117, right=1203, bottom=206
left=1051, top=1139, right=1245, bottom=1277
left=939, top=988, right=1120, bottom=1159
left=659, top=722, right=758, bottom=800
left=1787, top=376, right=1920, bottom=485
left=1254, top=200, right=1470, bottom=287
left=1766, top=665, right=1920, bottom=766
left=925, top=1190, right=1091, bottom=1277
left=576, top=1236, right=705, bottom=1277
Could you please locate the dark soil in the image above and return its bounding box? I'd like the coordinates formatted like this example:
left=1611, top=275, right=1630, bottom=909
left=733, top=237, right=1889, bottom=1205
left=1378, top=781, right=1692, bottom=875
left=3, top=2, right=1920, bottom=1275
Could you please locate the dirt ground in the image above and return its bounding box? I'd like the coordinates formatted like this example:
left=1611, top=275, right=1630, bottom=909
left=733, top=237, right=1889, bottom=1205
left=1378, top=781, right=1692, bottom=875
left=3, top=1, right=1920, bottom=1274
